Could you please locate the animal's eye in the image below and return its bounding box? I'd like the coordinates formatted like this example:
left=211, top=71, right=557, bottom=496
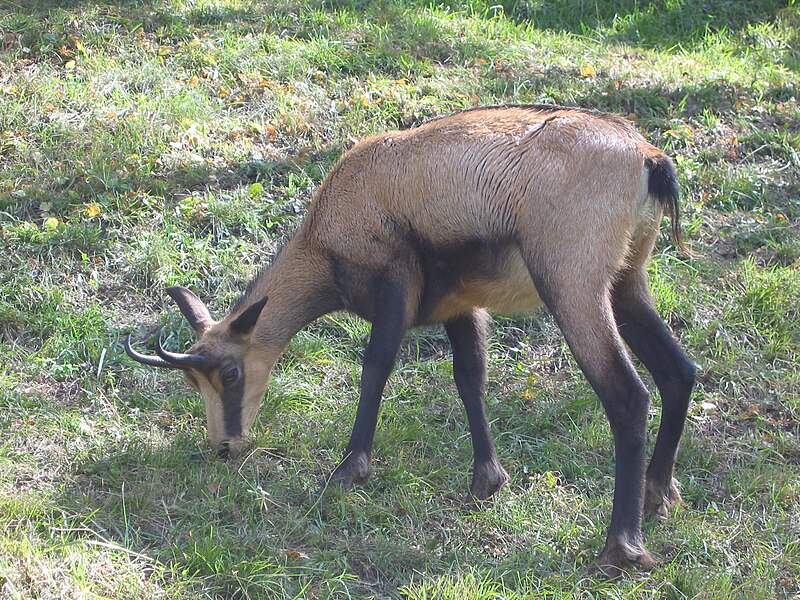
left=184, top=372, right=200, bottom=391
left=221, top=366, right=239, bottom=387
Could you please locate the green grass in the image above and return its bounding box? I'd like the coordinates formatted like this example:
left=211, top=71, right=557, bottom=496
left=1, top=0, right=799, bottom=597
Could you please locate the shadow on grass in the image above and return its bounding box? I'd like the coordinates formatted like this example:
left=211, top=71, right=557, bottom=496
left=440, top=0, right=796, bottom=50
left=5, top=0, right=797, bottom=59
left=48, top=432, right=371, bottom=595
left=49, top=429, right=509, bottom=597
left=11, top=324, right=598, bottom=594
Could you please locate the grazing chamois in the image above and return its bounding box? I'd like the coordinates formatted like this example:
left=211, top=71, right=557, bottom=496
left=126, top=104, right=696, bottom=573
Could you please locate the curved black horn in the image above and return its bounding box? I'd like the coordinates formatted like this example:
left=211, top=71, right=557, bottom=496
left=124, top=333, right=184, bottom=369
left=155, top=330, right=207, bottom=370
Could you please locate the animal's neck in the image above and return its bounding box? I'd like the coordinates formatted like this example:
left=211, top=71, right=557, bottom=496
left=240, top=232, right=339, bottom=348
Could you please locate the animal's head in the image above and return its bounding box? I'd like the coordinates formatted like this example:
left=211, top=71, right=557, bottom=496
left=125, top=286, right=274, bottom=458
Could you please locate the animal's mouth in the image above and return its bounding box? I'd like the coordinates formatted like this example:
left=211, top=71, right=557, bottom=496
left=216, top=437, right=244, bottom=459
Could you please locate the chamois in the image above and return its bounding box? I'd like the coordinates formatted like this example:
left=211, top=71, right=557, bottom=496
left=126, top=104, right=696, bottom=573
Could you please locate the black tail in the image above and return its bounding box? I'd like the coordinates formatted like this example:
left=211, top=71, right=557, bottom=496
left=646, top=154, right=683, bottom=250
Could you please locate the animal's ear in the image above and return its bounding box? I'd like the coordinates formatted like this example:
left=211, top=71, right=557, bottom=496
left=229, top=297, right=268, bottom=337
left=166, top=286, right=214, bottom=336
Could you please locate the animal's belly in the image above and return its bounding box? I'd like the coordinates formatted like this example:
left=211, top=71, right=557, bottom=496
left=429, top=249, right=543, bottom=321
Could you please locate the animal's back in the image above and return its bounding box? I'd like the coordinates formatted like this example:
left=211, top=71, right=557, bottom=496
left=318, top=107, right=652, bottom=244
left=302, top=105, right=678, bottom=323
left=311, top=105, right=664, bottom=270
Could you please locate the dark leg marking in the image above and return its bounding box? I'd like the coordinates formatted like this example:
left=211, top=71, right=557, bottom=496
left=445, top=310, right=509, bottom=500
left=612, top=268, right=696, bottom=520
left=328, top=275, right=410, bottom=491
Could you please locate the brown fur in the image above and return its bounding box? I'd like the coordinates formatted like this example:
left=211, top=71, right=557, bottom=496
left=246, top=106, right=666, bottom=328
left=132, top=105, right=694, bottom=573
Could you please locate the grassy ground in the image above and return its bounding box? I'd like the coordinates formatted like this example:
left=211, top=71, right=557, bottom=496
left=1, top=0, right=798, bottom=597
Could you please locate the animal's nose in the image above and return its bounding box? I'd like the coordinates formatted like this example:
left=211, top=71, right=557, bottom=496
left=217, top=438, right=244, bottom=459
left=218, top=441, right=231, bottom=458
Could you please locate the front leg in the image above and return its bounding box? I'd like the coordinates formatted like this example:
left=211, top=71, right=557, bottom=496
left=329, top=275, right=412, bottom=491
left=445, top=310, right=509, bottom=500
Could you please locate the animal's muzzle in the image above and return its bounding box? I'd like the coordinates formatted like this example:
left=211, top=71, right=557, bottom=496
left=217, top=438, right=244, bottom=459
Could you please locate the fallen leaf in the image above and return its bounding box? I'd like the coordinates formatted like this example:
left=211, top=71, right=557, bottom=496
left=294, top=147, right=310, bottom=164
left=740, top=404, right=760, bottom=420
left=664, top=127, right=694, bottom=140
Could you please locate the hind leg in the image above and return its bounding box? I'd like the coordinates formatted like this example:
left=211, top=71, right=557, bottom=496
left=528, top=269, right=656, bottom=573
left=612, top=267, right=696, bottom=519
left=445, top=309, right=509, bottom=500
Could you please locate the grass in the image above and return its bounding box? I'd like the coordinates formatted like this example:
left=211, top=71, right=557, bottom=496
left=1, top=0, right=799, bottom=597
